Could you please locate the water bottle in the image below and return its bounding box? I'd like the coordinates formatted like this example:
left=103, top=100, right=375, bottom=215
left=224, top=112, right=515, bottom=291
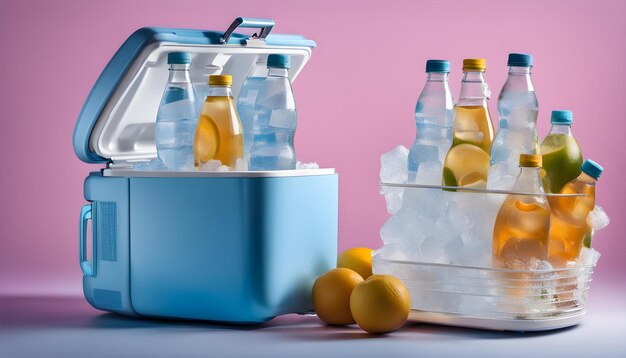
left=237, top=62, right=269, bottom=158
left=407, top=60, right=454, bottom=184
left=487, top=53, right=538, bottom=190
left=155, top=52, right=199, bottom=171
left=249, top=54, right=297, bottom=170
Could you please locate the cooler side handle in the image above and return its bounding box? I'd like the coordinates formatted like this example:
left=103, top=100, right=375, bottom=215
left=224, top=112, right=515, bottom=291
left=221, top=17, right=275, bottom=44
left=79, top=204, right=95, bottom=276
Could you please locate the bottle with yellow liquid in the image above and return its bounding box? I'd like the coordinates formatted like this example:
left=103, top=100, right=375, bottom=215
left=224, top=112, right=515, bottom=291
left=442, top=59, right=495, bottom=188
left=493, top=154, right=551, bottom=268
left=194, top=75, right=244, bottom=168
left=548, top=159, right=603, bottom=263
left=540, top=110, right=583, bottom=193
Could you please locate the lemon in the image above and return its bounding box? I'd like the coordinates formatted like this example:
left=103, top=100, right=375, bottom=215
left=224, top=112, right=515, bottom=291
left=350, top=275, right=410, bottom=334
left=337, top=247, right=373, bottom=279
left=442, top=143, right=490, bottom=187
left=312, top=268, right=364, bottom=325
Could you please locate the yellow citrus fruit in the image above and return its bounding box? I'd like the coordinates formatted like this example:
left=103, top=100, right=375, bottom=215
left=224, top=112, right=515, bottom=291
left=312, top=268, right=364, bottom=325
left=350, top=275, right=411, bottom=334
left=337, top=247, right=373, bottom=279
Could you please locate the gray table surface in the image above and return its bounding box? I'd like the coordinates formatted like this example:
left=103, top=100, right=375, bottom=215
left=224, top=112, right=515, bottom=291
left=1, top=287, right=625, bottom=358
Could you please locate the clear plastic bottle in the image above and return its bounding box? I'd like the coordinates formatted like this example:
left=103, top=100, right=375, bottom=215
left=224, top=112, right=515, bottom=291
left=237, top=62, right=269, bottom=159
left=442, top=59, right=495, bottom=188
left=487, top=53, right=539, bottom=190
left=407, top=60, right=454, bottom=184
left=249, top=54, right=297, bottom=171
left=548, top=159, right=602, bottom=263
left=194, top=75, right=244, bottom=168
left=155, top=52, right=199, bottom=171
left=540, top=110, right=583, bottom=193
left=493, top=154, right=550, bottom=268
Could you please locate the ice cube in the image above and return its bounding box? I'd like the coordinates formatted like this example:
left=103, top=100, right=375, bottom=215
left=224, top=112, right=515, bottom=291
left=133, top=159, right=164, bottom=171
left=380, top=146, right=409, bottom=214
left=217, top=165, right=231, bottom=172
left=379, top=145, right=409, bottom=184
left=413, top=160, right=442, bottom=185
left=235, top=158, right=247, bottom=171
left=587, top=205, right=610, bottom=231
left=296, top=161, right=320, bottom=170
left=487, top=162, right=516, bottom=190
left=197, top=159, right=222, bottom=172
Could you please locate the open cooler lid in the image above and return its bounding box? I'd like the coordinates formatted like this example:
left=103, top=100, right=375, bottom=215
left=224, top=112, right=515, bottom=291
left=73, top=17, right=316, bottom=165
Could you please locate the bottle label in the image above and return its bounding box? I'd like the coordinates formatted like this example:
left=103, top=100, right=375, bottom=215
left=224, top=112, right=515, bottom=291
left=269, top=109, right=296, bottom=129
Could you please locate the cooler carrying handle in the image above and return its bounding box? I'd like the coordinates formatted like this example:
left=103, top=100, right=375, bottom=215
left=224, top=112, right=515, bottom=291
left=221, top=17, right=275, bottom=44
left=79, top=204, right=95, bottom=276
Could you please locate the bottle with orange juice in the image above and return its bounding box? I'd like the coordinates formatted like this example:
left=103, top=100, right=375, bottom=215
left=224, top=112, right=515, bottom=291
left=548, top=159, right=603, bottom=263
left=194, top=75, right=244, bottom=168
left=442, top=59, right=495, bottom=188
left=492, top=154, right=551, bottom=267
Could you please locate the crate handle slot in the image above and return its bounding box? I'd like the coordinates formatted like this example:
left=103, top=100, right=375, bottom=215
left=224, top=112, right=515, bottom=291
left=221, top=17, right=275, bottom=44
left=79, top=204, right=95, bottom=276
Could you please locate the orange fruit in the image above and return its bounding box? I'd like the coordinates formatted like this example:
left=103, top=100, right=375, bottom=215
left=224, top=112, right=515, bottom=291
left=312, top=268, right=364, bottom=325
left=350, top=275, right=411, bottom=334
left=337, top=247, right=373, bottom=279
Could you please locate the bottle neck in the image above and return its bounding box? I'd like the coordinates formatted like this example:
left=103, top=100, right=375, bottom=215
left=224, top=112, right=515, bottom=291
left=516, top=166, right=544, bottom=192
left=504, top=66, right=534, bottom=91
left=208, top=85, right=233, bottom=97
left=168, top=64, right=192, bottom=84
left=458, top=71, right=489, bottom=106
left=426, top=72, right=449, bottom=82
left=549, top=123, right=572, bottom=135
left=577, top=172, right=598, bottom=185
left=268, top=67, right=289, bottom=78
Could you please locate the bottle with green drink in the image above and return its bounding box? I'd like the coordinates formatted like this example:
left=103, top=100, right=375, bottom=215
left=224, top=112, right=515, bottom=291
left=539, top=110, right=583, bottom=193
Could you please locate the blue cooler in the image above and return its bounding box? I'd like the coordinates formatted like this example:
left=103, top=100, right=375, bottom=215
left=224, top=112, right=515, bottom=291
left=72, top=18, right=338, bottom=323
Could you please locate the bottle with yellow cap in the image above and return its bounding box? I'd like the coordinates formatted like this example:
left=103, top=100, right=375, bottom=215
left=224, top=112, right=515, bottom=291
left=492, top=154, right=551, bottom=267
left=548, top=159, right=603, bottom=263
left=442, top=58, right=495, bottom=188
left=194, top=74, right=244, bottom=168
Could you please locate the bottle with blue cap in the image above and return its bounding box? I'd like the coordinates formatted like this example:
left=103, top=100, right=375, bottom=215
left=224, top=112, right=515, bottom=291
left=407, top=59, right=454, bottom=184
left=154, top=52, right=199, bottom=170
left=487, top=53, right=539, bottom=190
left=548, top=159, right=603, bottom=262
left=249, top=54, right=298, bottom=170
left=237, top=60, right=269, bottom=161
left=540, top=109, right=583, bottom=193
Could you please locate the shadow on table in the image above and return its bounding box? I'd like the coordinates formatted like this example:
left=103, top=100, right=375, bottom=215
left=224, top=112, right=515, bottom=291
left=0, top=296, right=577, bottom=340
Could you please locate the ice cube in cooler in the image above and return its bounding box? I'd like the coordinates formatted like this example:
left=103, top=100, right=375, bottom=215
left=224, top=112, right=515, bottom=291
left=587, top=205, right=610, bottom=231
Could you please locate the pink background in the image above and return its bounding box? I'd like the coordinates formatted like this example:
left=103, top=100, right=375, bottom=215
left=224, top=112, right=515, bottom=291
left=0, top=0, right=624, bottom=295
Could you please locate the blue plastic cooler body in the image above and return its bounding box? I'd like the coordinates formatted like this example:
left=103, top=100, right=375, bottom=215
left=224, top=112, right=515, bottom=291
left=74, top=19, right=338, bottom=323
left=81, top=171, right=338, bottom=323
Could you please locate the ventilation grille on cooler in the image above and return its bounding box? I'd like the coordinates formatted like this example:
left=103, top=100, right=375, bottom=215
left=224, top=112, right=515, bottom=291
left=97, top=202, right=117, bottom=261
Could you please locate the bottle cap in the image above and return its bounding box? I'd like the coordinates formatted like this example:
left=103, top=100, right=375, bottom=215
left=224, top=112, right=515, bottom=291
left=507, top=53, right=533, bottom=67
left=519, top=154, right=542, bottom=167
left=209, top=74, right=232, bottom=86
left=167, top=52, right=191, bottom=65
left=267, top=54, right=291, bottom=69
left=426, top=59, right=450, bottom=73
left=580, top=159, right=603, bottom=180
left=462, top=58, right=487, bottom=72
left=551, top=110, right=573, bottom=124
